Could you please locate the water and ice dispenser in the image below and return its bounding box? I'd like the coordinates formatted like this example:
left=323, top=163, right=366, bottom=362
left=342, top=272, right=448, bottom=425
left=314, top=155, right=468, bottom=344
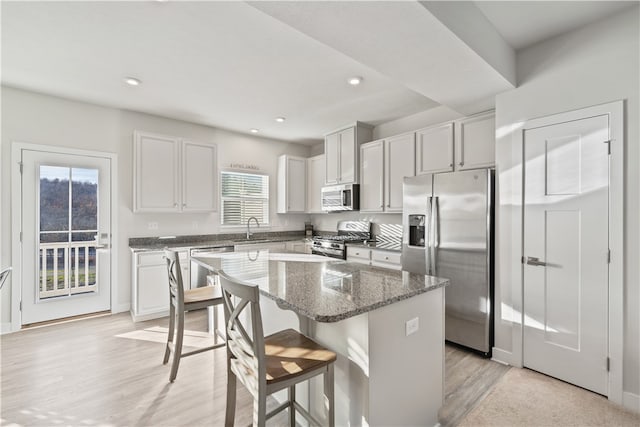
left=408, top=214, right=426, bottom=247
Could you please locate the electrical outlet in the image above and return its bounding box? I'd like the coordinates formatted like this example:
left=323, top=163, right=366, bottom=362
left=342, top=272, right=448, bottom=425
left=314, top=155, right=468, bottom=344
left=406, top=317, right=419, bottom=336
left=148, top=221, right=158, bottom=230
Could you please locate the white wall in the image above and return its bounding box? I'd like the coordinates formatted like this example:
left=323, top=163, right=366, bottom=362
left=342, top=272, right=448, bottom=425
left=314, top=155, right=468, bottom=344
left=0, top=87, right=310, bottom=327
left=494, top=7, right=639, bottom=398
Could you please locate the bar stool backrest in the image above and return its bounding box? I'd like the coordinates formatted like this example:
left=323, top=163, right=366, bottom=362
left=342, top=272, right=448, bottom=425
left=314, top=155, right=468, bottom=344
left=164, top=251, right=185, bottom=309
left=218, top=270, right=266, bottom=398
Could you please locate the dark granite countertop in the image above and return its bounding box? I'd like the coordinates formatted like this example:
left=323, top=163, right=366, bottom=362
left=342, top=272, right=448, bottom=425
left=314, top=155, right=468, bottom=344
left=129, top=231, right=307, bottom=252
left=192, top=250, right=448, bottom=323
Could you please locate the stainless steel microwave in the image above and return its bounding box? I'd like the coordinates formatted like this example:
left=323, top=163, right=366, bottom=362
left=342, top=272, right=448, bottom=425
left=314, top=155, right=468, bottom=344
left=321, top=184, right=360, bottom=212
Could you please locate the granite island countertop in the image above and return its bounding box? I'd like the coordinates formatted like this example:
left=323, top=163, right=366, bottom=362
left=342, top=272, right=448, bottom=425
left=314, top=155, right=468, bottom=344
left=192, top=250, right=448, bottom=323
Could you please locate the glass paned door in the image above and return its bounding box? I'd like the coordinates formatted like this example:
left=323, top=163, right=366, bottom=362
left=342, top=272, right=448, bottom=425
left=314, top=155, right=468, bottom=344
left=21, top=149, right=112, bottom=325
left=38, top=166, right=99, bottom=299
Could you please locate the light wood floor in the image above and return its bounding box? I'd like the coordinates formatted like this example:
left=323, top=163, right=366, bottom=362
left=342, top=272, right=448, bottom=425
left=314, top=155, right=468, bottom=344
left=1, top=311, right=508, bottom=426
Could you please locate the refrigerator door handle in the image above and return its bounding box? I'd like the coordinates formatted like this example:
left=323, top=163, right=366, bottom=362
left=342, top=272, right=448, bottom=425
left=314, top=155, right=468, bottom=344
left=431, top=196, right=439, bottom=275
left=426, top=196, right=433, bottom=275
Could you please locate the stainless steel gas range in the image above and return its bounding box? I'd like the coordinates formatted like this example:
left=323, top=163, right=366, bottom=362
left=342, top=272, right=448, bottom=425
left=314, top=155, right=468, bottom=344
left=311, top=220, right=371, bottom=259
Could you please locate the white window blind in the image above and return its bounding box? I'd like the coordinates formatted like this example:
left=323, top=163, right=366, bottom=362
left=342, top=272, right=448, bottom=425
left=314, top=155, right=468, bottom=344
left=221, top=171, right=269, bottom=226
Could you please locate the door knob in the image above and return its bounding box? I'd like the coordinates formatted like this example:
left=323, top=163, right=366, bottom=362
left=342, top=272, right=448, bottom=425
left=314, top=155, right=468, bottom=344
left=526, top=256, right=546, bottom=266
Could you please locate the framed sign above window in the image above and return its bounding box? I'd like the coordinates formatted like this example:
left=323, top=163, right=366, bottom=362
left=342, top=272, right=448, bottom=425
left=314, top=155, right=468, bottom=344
left=220, top=171, right=269, bottom=226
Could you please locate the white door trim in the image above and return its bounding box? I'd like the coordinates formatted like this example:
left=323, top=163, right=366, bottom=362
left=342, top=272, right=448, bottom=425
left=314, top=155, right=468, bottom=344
left=508, top=100, right=624, bottom=404
left=10, top=142, right=119, bottom=332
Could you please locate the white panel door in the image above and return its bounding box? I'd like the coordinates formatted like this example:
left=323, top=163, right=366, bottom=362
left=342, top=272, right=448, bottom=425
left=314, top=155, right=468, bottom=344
left=360, top=140, right=384, bottom=212
left=21, top=149, right=112, bottom=325
left=385, top=133, right=415, bottom=212
left=523, top=115, right=609, bottom=395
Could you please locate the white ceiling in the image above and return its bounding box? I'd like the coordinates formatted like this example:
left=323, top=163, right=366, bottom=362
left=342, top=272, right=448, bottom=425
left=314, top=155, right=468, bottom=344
left=1, top=1, right=635, bottom=144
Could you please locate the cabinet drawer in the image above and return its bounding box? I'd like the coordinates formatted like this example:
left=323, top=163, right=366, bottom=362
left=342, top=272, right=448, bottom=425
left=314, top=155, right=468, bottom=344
left=347, top=247, right=371, bottom=261
left=137, top=252, right=165, bottom=266
left=371, top=250, right=401, bottom=265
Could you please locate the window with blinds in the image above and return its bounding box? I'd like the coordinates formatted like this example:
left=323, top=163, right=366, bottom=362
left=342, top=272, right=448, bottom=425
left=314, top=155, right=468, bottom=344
left=220, top=171, right=269, bottom=226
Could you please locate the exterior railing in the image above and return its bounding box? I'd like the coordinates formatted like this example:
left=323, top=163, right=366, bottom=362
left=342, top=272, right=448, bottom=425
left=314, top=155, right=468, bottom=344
left=39, top=241, right=98, bottom=299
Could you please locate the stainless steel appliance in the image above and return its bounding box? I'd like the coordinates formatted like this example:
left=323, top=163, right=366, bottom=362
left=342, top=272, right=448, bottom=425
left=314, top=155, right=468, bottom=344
left=321, top=184, right=360, bottom=212
left=312, top=220, right=371, bottom=259
left=402, top=169, right=494, bottom=355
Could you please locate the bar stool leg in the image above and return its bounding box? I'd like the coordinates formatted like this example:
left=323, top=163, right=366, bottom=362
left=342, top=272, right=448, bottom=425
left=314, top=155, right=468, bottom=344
left=325, top=364, right=335, bottom=427
left=169, top=309, right=184, bottom=382
left=163, top=303, right=176, bottom=364
left=225, top=369, right=237, bottom=427
left=288, top=385, right=296, bottom=427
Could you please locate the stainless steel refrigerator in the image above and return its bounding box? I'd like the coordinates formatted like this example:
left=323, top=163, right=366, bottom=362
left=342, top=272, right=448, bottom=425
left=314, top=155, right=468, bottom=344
left=402, top=169, right=494, bottom=355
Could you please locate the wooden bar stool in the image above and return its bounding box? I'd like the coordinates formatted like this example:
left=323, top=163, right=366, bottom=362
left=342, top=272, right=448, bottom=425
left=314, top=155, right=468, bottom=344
left=218, top=270, right=336, bottom=427
left=163, top=250, right=225, bottom=382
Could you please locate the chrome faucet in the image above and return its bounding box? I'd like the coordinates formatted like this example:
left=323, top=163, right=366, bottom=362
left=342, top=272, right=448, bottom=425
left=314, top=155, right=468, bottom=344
left=246, top=216, right=259, bottom=240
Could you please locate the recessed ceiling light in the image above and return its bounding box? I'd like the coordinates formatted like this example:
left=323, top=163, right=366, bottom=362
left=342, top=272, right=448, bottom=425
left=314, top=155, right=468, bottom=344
left=275, top=117, right=286, bottom=123
left=348, top=76, right=363, bottom=86
left=250, top=128, right=259, bottom=133
left=124, top=77, right=141, bottom=86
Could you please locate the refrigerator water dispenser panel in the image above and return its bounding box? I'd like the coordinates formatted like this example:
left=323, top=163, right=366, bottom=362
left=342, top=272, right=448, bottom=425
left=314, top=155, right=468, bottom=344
left=408, top=215, right=426, bottom=247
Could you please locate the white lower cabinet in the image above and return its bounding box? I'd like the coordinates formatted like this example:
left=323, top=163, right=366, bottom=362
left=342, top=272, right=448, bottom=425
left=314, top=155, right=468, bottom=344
left=285, top=240, right=307, bottom=253
left=347, top=247, right=371, bottom=264
left=347, top=246, right=401, bottom=270
left=131, top=249, right=189, bottom=322
left=371, top=250, right=402, bottom=270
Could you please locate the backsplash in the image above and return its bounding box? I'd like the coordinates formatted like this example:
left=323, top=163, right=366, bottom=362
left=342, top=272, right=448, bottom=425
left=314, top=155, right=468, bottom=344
left=309, top=212, right=402, bottom=242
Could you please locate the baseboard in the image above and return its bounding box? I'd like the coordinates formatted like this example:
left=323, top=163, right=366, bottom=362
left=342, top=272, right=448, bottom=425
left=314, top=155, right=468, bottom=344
left=112, top=303, right=130, bottom=314
left=1, top=322, right=15, bottom=335
left=623, top=391, right=640, bottom=414
left=491, top=347, right=516, bottom=366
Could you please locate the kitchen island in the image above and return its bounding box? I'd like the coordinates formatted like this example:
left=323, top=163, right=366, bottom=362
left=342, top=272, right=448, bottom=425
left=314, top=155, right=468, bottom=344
left=192, top=250, right=448, bottom=426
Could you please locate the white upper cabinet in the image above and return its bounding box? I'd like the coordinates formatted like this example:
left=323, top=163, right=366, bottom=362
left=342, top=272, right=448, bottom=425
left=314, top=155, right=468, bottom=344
left=133, top=131, right=217, bottom=213
left=385, top=133, right=415, bottom=212
left=306, top=154, right=325, bottom=213
left=416, top=122, right=454, bottom=175
left=360, top=133, right=415, bottom=213
left=454, top=111, right=495, bottom=170
left=360, top=140, right=384, bottom=212
left=277, top=154, right=306, bottom=213
left=182, top=141, right=217, bottom=212
left=324, top=122, right=373, bottom=185
left=134, top=131, right=180, bottom=212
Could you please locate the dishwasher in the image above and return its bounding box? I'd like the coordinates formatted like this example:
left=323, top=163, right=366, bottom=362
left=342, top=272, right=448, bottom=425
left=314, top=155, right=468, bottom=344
left=189, top=245, right=234, bottom=338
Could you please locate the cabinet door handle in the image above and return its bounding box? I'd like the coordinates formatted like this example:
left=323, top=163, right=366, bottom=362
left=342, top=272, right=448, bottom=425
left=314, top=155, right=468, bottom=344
left=459, top=162, right=464, bottom=166
left=174, top=203, right=178, bottom=208
left=449, top=163, right=453, bottom=167
left=385, top=256, right=389, bottom=260
left=182, top=203, right=186, bottom=208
